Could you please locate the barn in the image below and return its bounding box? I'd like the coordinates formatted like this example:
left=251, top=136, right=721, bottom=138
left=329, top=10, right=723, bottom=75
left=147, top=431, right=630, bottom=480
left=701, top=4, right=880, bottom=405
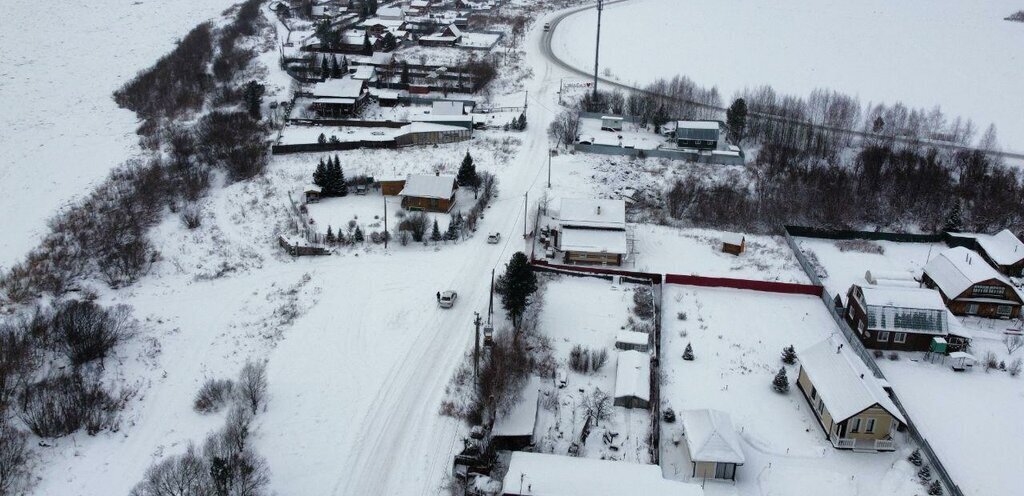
left=613, top=350, right=650, bottom=409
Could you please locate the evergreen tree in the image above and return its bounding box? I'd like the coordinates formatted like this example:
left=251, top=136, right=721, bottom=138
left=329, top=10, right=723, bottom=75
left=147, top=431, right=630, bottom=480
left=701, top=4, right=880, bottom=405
left=325, top=225, right=336, bottom=244
left=872, top=116, right=885, bottom=133
left=353, top=226, right=364, bottom=242
left=243, top=80, right=265, bottom=120
left=652, top=105, right=669, bottom=134
left=516, top=113, right=527, bottom=131
left=321, top=56, right=329, bottom=80
left=682, top=343, right=694, bottom=361
left=908, top=449, right=923, bottom=467
left=726, top=98, right=747, bottom=142
left=331, top=55, right=341, bottom=79
left=456, top=151, right=479, bottom=195
left=918, top=465, right=932, bottom=481
left=334, top=155, right=348, bottom=196
left=772, top=367, right=789, bottom=393
left=401, top=62, right=410, bottom=84
left=430, top=219, right=442, bottom=242
left=943, top=200, right=963, bottom=232
left=363, top=32, right=372, bottom=54
left=781, top=345, right=797, bottom=364
left=313, top=158, right=328, bottom=189
left=318, top=133, right=326, bottom=144
left=210, top=456, right=231, bottom=496
left=927, top=480, right=943, bottom=496
left=494, top=252, right=538, bottom=328
left=341, top=56, right=348, bottom=74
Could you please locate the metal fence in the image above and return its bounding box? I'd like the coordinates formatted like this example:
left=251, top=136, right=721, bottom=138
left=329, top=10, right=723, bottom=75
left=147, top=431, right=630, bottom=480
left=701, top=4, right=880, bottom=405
left=781, top=226, right=964, bottom=496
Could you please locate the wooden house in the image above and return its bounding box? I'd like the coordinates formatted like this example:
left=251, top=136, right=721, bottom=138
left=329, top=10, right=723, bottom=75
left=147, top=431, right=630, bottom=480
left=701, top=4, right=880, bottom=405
left=948, top=229, right=1024, bottom=276
left=490, top=378, right=540, bottom=451
left=844, top=284, right=952, bottom=352
left=721, top=232, right=745, bottom=255
left=309, top=77, right=369, bottom=117
left=398, top=173, right=457, bottom=212
left=419, top=24, right=463, bottom=47
left=680, top=409, right=745, bottom=480
left=613, top=350, right=649, bottom=409
left=675, top=120, right=724, bottom=150
left=555, top=198, right=628, bottom=266
left=797, top=339, right=905, bottom=452
left=922, top=247, right=1023, bottom=319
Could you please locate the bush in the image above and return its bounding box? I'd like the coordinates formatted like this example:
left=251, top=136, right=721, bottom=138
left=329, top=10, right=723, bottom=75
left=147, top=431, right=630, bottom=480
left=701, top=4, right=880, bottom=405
left=908, top=448, right=922, bottom=466
left=193, top=378, right=235, bottom=414
left=569, top=344, right=590, bottom=374
left=238, top=360, right=268, bottom=414
left=1009, top=358, right=1022, bottom=377
left=984, top=351, right=998, bottom=372
left=632, top=287, right=654, bottom=320
left=662, top=407, right=676, bottom=423
left=780, top=345, right=797, bottom=364
left=590, top=348, right=609, bottom=373
left=399, top=212, right=430, bottom=242
left=0, top=424, right=34, bottom=495
left=836, top=239, right=885, bottom=255
left=194, top=111, right=268, bottom=182
left=928, top=479, right=943, bottom=496
left=1, top=321, right=39, bottom=413
left=888, top=352, right=899, bottom=361
left=873, top=349, right=884, bottom=358
left=682, top=343, right=694, bottom=361
left=50, top=300, right=135, bottom=367
left=772, top=367, right=789, bottom=393
left=129, top=443, right=211, bottom=496
left=918, top=464, right=932, bottom=481
left=18, top=372, right=119, bottom=438
left=180, top=204, right=202, bottom=229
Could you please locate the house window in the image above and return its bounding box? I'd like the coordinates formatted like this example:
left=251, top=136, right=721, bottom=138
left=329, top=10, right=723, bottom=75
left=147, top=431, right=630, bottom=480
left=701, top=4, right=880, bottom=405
left=858, top=320, right=867, bottom=336
left=866, top=418, right=876, bottom=433
left=894, top=332, right=907, bottom=344
left=966, top=304, right=980, bottom=315
left=877, top=331, right=890, bottom=342
left=997, top=305, right=1013, bottom=317
left=850, top=418, right=861, bottom=433
left=810, top=386, right=817, bottom=401
left=972, top=285, right=1005, bottom=298
left=817, top=399, right=825, bottom=415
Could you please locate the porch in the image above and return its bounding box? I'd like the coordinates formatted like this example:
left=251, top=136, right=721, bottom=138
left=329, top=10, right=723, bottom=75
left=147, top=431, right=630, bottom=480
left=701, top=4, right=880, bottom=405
left=831, top=434, right=895, bottom=452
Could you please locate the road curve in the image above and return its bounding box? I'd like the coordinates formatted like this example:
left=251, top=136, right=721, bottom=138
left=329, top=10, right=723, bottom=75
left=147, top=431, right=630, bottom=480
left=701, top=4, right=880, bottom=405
left=541, top=1, right=1024, bottom=160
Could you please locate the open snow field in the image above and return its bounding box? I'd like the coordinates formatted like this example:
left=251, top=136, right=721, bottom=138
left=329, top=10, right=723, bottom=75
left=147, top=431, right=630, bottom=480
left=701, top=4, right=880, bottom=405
left=796, top=237, right=945, bottom=300
left=551, top=0, right=1024, bottom=151
left=0, top=0, right=242, bottom=267
left=878, top=333, right=1024, bottom=496
left=659, top=285, right=921, bottom=496
left=534, top=275, right=654, bottom=464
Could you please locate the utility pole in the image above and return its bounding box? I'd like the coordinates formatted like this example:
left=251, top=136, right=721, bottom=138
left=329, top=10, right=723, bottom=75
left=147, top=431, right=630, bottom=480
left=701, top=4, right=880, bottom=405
left=523, top=192, right=528, bottom=239
left=473, top=312, right=481, bottom=381
left=383, top=196, right=388, bottom=249
left=547, top=149, right=552, bottom=188
left=593, top=0, right=604, bottom=98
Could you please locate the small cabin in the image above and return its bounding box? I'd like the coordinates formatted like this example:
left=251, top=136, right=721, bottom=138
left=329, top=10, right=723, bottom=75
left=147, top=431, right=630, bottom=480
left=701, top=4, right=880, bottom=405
left=722, top=232, right=745, bottom=255
left=601, top=115, right=624, bottom=132
left=613, top=350, right=650, bottom=409
left=303, top=185, right=322, bottom=204
left=680, top=409, right=745, bottom=480
left=615, top=331, right=650, bottom=352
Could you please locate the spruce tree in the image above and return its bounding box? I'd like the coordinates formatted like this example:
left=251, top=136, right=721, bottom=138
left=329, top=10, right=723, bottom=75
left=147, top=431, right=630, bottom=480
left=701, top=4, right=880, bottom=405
left=334, top=155, right=348, bottom=196
left=331, top=55, right=341, bottom=79
left=431, top=220, right=442, bottom=242
left=908, top=449, right=923, bottom=467
left=321, top=57, right=329, bottom=80
left=313, top=158, right=328, bottom=189
left=516, top=113, right=527, bottom=130
left=363, top=32, right=372, bottom=54
left=781, top=345, right=797, bottom=364
left=353, top=226, right=364, bottom=243
left=726, top=98, right=748, bottom=142
left=401, top=62, right=410, bottom=84
left=918, top=465, right=932, bottom=481
left=494, top=252, right=538, bottom=328
left=927, top=480, right=943, bottom=496
left=325, top=225, right=336, bottom=244
left=873, top=116, right=885, bottom=133
left=682, top=343, right=694, bottom=361
left=456, top=151, right=479, bottom=195
left=943, top=200, right=963, bottom=232
left=772, top=367, right=789, bottom=393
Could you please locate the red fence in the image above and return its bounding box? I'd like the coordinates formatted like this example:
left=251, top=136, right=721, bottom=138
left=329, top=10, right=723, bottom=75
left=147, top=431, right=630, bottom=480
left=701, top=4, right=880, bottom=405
left=663, top=274, right=822, bottom=296
left=531, top=259, right=662, bottom=284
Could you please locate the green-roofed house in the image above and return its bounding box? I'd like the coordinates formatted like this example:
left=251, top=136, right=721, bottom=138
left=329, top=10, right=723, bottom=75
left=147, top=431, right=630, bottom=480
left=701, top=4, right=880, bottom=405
left=674, top=120, right=725, bottom=150
left=844, top=284, right=960, bottom=352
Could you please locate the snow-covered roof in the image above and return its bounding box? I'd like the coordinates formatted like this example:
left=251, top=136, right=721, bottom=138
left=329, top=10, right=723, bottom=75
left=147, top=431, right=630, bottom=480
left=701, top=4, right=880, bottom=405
left=304, top=184, right=322, bottom=193
left=377, top=6, right=404, bottom=18
left=502, top=452, right=704, bottom=496
left=601, top=115, right=624, bottom=121
left=859, top=285, right=948, bottom=335
left=614, top=350, right=650, bottom=401
left=411, top=0, right=430, bottom=7
left=721, top=232, right=744, bottom=246
left=923, top=247, right=1010, bottom=298
left=680, top=409, right=745, bottom=464
left=398, top=173, right=456, bottom=200
left=431, top=100, right=464, bottom=115
left=616, top=331, right=649, bottom=346
left=311, top=78, right=365, bottom=99
left=409, top=113, right=473, bottom=124
left=492, top=377, right=540, bottom=438
left=351, top=65, right=375, bottom=80
left=559, top=228, right=628, bottom=255
left=558, top=199, right=626, bottom=230
left=677, top=120, right=721, bottom=130
left=798, top=339, right=905, bottom=424
left=949, top=229, right=1024, bottom=266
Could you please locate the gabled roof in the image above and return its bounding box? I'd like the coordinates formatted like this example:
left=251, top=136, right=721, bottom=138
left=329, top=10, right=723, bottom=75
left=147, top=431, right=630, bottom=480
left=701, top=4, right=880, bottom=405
left=675, top=121, right=721, bottom=141
left=680, top=409, right=745, bottom=464
left=950, top=229, right=1024, bottom=266
left=923, top=247, right=1011, bottom=298
left=492, top=377, right=540, bottom=438
left=502, top=452, right=704, bottom=496
left=559, top=228, right=628, bottom=255
left=859, top=285, right=949, bottom=335
left=398, top=173, right=456, bottom=199
left=558, top=199, right=626, bottom=230
left=616, top=330, right=649, bottom=347
left=798, top=339, right=905, bottom=424
left=311, top=77, right=365, bottom=99
left=614, top=350, right=649, bottom=401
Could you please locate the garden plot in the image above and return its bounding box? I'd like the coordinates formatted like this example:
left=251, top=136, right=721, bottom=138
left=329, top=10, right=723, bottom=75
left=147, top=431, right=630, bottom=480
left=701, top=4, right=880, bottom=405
left=304, top=189, right=476, bottom=238
left=796, top=237, right=946, bottom=300
left=878, top=329, right=1024, bottom=496
left=533, top=275, right=656, bottom=464
left=659, top=286, right=920, bottom=496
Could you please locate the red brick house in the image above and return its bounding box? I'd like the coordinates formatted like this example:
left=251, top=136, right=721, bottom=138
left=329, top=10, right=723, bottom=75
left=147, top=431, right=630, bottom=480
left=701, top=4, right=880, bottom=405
left=922, top=247, right=1023, bottom=319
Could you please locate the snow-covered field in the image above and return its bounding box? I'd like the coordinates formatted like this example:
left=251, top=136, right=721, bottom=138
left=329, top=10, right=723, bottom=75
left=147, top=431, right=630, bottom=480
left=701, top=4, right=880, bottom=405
left=659, top=285, right=922, bottom=496
left=796, top=237, right=945, bottom=300
left=0, top=0, right=243, bottom=267
left=552, top=0, right=1024, bottom=151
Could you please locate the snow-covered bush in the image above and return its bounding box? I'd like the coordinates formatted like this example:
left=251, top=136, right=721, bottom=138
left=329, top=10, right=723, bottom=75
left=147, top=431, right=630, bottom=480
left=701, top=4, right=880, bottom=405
left=908, top=448, right=923, bottom=466
left=873, top=349, right=884, bottom=358
left=18, top=372, right=120, bottom=438
left=1009, top=358, right=1022, bottom=377
left=0, top=424, right=33, bottom=495
left=918, top=464, right=932, bottom=481
left=984, top=351, right=998, bottom=372
left=193, top=378, right=235, bottom=414
left=888, top=352, right=899, bottom=361
left=51, top=300, right=135, bottom=367
left=632, top=286, right=655, bottom=320
left=590, top=348, right=609, bottom=373
left=780, top=345, right=797, bottom=364
left=682, top=343, right=694, bottom=361
left=928, top=479, right=943, bottom=495
left=237, top=360, right=268, bottom=415
left=771, top=368, right=789, bottom=393
left=569, top=344, right=590, bottom=373
left=662, top=407, right=676, bottom=423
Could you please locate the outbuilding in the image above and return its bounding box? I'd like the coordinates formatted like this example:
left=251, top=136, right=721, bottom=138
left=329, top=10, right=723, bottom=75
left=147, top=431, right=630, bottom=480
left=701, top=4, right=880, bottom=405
left=948, top=229, right=1024, bottom=277
left=303, top=184, right=322, bottom=204
left=613, top=350, right=650, bottom=409
left=600, top=115, right=623, bottom=131
left=675, top=121, right=724, bottom=150
left=491, top=378, right=541, bottom=451
left=680, top=409, right=745, bottom=481
left=721, top=232, right=745, bottom=255
left=615, top=331, right=650, bottom=352
left=399, top=173, right=458, bottom=212
left=555, top=199, right=629, bottom=266
left=922, top=247, right=1023, bottom=318
left=502, top=452, right=704, bottom=496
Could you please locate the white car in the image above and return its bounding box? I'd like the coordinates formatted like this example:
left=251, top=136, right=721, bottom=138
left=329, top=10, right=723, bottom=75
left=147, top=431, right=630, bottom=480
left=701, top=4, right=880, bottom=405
left=439, top=290, right=458, bottom=308
left=487, top=232, right=501, bottom=244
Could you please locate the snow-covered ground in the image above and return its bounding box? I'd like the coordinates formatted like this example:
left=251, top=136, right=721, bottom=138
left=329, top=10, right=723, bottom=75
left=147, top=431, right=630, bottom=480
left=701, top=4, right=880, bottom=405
left=534, top=276, right=654, bottom=464
left=0, top=0, right=243, bottom=267
left=551, top=0, right=1024, bottom=151
left=796, top=237, right=945, bottom=300
left=659, top=285, right=922, bottom=496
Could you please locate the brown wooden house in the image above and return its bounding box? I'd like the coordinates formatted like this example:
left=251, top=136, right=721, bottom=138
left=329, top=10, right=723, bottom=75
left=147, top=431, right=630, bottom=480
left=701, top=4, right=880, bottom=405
left=922, top=247, right=1023, bottom=319
left=555, top=199, right=628, bottom=266
left=722, top=232, right=745, bottom=256
left=948, top=229, right=1024, bottom=277
left=379, top=179, right=405, bottom=196
left=844, top=284, right=952, bottom=352
left=398, top=173, right=457, bottom=212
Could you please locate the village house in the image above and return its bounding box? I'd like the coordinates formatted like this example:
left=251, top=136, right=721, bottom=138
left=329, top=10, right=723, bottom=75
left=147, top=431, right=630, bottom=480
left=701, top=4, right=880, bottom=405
left=922, top=246, right=1023, bottom=318
left=554, top=198, right=629, bottom=266
left=679, top=409, right=745, bottom=481
left=309, top=77, right=369, bottom=117
left=410, top=101, right=474, bottom=130
left=398, top=173, right=457, bottom=212
left=797, top=339, right=906, bottom=452
left=501, top=452, right=704, bottom=496
left=948, top=229, right=1024, bottom=277
left=419, top=24, right=464, bottom=47
left=394, top=122, right=472, bottom=146
left=674, top=120, right=726, bottom=150
left=613, top=350, right=650, bottom=409
left=844, top=284, right=956, bottom=352
left=376, top=6, right=405, bottom=21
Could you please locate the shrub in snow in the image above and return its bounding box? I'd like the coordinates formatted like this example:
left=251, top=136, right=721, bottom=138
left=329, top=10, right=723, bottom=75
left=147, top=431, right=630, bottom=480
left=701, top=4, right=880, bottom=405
left=677, top=311, right=687, bottom=321
left=1005, top=334, right=1023, bottom=354
left=0, top=424, right=33, bottom=495
left=772, top=367, right=789, bottom=393
left=51, top=299, right=135, bottom=367
left=180, top=204, right=202, bottom=229
left=18, top=372, right=121, bottom=438
left=908, top=449, right=923, bottom=466
left=590, top=348, right=609, bottom=373
left=1009, top=358, right=1022, bottom=377
left=873, top=349, right=884, bottom=358
left=998, top=360, right=1006, bottom=371
left=928, top=479, right=943, bottom=495
left=569, top=345, right=590, bottom=373
left=888, top=352, right=899, bottom=361
left=984, top=351, right=998, bottom=372
left=237, top=360, right=268, bottom=415
left=918, top=464, right=931, bottom=481
left=662, top=407, right=676, bottom=423
left=632, top=287, right=654, bottom=320
left=683, top=343, right=694, bottom=361
left=193, top=378, right=235, bottom=414
left=780, top=345, right=797, bottom=365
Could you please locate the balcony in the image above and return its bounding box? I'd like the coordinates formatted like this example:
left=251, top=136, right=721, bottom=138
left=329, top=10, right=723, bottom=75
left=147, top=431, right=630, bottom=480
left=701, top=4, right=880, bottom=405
left=833, top=437, right=895, bottom=451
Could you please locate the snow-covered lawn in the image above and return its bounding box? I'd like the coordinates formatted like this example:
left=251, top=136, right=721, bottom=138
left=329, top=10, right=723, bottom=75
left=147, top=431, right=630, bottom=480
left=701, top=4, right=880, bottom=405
left=552, top=0, right=1024, bottom=151
left=659, top=285, right=921, bottom=496
left=305, top=190, right=471, bottom=236
left=534, top=275, right=655, bottom=464
left=879, top=325, right=1024, bottom=496
left=796, top=237, right=945, bottom=300
left=578, top=116, right=668, bottom=150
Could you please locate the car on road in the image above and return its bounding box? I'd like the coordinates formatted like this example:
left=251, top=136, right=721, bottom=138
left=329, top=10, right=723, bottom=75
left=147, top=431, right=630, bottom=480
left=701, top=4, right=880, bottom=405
left=439, top=290, right=458, bottom=308
left=544, top=23, right=551, bottom=32
left=487, top=232, right=501, bottom=244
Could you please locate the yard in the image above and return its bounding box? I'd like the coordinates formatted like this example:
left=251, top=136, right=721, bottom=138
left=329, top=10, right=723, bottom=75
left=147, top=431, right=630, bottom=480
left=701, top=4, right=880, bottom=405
left=795, top=237, right=946, bottom=300
left=659, top=285, right=921, bottom=496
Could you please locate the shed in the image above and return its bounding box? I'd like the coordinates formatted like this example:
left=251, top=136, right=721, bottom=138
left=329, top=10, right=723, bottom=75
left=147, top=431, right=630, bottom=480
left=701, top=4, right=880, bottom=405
left=491, top=378, right=541, bottom=451
left=613, top=350, right=650, bottom=409
left=303, top=184, right=322, bottom=203
left=600, top=115, right=623, bottom=131
left=501, top=452, right=704, bottom=496
left=680, top=409, right=745, bottom=480
left=721, top=232, right=745, bottom=255
left=398, top=173, right=457, bottom=212
left=675, top=121, right=723, bottom=150
left=948, top=230, right=1024, bottom=276
left=615, top=331, right=650, bottom=352
left=949, top=351, right=976, bottom=371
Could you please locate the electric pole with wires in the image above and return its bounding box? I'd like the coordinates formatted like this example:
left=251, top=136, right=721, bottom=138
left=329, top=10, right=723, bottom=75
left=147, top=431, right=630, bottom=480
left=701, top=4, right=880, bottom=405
left=592, top=0, right=604, bottom=98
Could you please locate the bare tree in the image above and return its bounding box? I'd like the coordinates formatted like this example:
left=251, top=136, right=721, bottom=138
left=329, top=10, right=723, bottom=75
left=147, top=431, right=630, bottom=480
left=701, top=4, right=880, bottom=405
left=237, top=360, right=268, bottom=415
left=581, top=388, right=612, bottom=426
left=548, top=109, right=580, bottom=147
left=1004, top=334, right=1023, bottom=355
left=129, top=443, right=211, bottom=496
left=0, top=424, right=33, bottom=496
